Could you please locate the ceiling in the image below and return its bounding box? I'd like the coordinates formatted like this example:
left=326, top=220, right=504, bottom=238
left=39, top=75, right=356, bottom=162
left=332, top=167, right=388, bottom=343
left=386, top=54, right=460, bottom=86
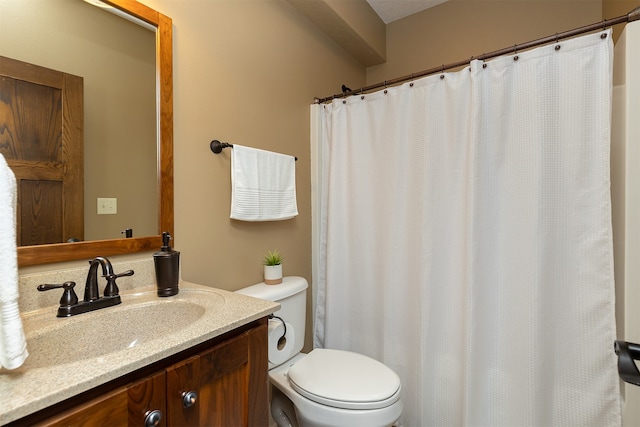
left=366, top=0, right=449, bottom=24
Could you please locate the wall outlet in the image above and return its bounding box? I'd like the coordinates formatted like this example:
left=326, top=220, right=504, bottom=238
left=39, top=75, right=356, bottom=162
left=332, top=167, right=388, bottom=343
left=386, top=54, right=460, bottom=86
left=97, top=198, right=117, bottom=215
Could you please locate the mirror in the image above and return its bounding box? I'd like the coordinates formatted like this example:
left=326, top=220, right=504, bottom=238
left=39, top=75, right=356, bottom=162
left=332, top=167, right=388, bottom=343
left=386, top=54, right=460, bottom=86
left=6, top=0, right=173, bottom=266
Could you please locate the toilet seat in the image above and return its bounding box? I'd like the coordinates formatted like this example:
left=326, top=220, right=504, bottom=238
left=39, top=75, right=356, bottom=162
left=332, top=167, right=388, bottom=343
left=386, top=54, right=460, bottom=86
left=287, top=349, right=401, bottom=410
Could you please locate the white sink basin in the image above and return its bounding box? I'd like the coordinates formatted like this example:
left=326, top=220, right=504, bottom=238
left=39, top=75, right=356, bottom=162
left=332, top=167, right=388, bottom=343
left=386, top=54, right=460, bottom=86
left=21, top=290, right=220, bottom=369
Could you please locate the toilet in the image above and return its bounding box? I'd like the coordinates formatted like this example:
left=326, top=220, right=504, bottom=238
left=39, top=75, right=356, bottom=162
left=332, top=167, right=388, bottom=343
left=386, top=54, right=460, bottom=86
left=236, top=276, right=402, bottom=427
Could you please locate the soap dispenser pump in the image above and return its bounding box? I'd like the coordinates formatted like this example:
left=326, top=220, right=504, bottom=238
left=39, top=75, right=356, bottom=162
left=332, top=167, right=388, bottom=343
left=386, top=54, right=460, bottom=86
left=154, top=232, right=180, bottom=297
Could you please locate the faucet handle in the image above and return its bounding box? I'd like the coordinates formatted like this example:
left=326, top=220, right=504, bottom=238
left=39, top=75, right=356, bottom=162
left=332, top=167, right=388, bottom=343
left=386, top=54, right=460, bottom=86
left=103, top=269, right=134, bottom=297
left=37, top=281, right=79, bottom=307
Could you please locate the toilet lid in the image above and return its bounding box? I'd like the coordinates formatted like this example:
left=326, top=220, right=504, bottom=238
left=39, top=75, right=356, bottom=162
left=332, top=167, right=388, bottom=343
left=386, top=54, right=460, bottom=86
left=287, top=349, right=401, bottom=410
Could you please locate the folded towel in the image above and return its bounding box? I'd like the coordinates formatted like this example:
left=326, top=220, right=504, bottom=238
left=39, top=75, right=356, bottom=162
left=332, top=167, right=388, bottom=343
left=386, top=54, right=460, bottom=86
left=0, top=154, right=28, bottom=369
left=230, top=145, right=298, bottom=221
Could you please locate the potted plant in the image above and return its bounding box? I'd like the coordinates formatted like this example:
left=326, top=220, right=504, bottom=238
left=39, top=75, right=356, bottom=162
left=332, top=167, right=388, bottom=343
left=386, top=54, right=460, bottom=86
left=263, top=249, right=283, bottom=285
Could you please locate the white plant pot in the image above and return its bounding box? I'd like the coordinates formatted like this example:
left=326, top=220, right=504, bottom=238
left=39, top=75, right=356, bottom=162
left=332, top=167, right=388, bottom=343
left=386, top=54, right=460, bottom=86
left=264, top=264, right=283, bottom=285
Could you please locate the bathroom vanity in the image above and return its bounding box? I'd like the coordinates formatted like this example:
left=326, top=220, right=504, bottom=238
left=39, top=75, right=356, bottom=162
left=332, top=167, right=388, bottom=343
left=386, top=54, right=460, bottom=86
left=0, top=262, right=279, bottom=426
left=14, top=318, right=268, bottom=426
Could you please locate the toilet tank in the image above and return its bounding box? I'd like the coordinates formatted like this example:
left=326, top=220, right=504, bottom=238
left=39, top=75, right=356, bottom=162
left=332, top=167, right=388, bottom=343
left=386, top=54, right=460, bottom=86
left=236, top=276, right=308, bottom=357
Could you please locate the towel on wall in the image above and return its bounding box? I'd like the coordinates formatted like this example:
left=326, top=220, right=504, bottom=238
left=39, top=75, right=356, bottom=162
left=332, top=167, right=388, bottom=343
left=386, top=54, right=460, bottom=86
left=230, top=145, right=298, bottom=221
left=0, top=154, right=28, bottom=369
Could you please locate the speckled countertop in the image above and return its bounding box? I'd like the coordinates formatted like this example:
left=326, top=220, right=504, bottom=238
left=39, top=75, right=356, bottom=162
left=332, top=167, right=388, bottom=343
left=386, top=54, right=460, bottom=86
left=0, top=258, right=279, bottom=425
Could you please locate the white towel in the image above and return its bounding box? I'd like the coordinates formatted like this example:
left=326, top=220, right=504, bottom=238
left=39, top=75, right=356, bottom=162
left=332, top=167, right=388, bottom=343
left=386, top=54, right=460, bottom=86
left=0, top=154, right=28, bottom=369
left=230, top=145, right=298, bottom=221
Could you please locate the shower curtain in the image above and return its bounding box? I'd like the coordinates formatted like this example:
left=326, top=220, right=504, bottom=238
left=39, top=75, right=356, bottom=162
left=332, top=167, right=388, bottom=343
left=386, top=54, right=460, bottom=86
left=311, top=30, right=621, bottom=426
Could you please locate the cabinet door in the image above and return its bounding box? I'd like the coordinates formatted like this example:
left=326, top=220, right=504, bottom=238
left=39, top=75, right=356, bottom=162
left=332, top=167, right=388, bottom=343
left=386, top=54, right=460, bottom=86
left=247, top=321, right=269, bottom=426
left=127, top=370, right=167, bottom=426
left=35, top=387, right=128, bottom=427
left=36, top=371, right=166, bottom=427
left=166, top=333, right=250, bottom=427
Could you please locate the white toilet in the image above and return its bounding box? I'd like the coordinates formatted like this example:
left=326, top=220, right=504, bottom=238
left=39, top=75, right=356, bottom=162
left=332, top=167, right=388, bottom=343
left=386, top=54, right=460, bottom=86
left=236, top=276, right=402, bottom=427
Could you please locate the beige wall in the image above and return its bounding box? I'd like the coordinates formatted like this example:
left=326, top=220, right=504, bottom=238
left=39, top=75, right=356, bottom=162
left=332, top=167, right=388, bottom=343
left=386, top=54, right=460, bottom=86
left=140, top=0, right=365, bottom=349
left=367, top=0, right=602, bottom=86
left=145, top=0, right=364, bottom=285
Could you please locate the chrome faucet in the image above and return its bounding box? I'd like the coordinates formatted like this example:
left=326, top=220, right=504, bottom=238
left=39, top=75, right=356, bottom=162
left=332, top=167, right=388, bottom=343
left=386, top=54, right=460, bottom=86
left=37, top=256, right=134, bottom=317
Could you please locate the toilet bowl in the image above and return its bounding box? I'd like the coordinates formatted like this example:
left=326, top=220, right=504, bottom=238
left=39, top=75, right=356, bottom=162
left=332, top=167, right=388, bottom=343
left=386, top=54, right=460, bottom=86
left=236, top=277, right=403, bottom=427
left=270, top=352, right=402, bottom=427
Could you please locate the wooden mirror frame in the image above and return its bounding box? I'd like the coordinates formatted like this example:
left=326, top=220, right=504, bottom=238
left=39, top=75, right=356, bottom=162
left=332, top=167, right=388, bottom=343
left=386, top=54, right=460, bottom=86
left=18, top=0, right=173, bottom=267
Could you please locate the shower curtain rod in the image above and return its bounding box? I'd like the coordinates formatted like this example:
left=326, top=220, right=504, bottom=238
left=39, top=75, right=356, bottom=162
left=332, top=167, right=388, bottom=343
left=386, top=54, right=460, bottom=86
left=314, top=7, right=640, bottom=104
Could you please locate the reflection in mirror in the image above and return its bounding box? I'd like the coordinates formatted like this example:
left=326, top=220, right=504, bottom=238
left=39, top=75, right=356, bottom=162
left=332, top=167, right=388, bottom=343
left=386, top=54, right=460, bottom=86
left=1, top=0, right=157, bottom=245
left=0, top=0, right=174, bottom=266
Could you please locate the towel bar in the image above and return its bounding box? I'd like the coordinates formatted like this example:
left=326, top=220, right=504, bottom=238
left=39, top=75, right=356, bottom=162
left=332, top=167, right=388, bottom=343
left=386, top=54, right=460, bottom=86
left=210, top=140, right=297, bottom=161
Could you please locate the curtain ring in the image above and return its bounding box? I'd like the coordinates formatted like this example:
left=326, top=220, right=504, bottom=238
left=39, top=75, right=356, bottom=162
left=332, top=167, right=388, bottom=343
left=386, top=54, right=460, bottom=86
left=410, top=73, right=414, bottom=87
left=440, top=64, right=445, bottom=79
left=384, top=81, right=388, bottom=94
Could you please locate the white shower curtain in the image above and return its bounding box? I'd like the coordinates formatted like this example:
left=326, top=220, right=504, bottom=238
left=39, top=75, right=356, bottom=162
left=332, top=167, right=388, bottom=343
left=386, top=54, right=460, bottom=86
left=312, top=30, right=621, bottom=426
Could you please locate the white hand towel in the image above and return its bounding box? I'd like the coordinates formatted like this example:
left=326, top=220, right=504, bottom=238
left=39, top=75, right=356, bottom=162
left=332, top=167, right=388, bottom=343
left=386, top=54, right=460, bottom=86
left=0, top=154, right=28, bottom=369
left=230, top=145, right=298, bottom=221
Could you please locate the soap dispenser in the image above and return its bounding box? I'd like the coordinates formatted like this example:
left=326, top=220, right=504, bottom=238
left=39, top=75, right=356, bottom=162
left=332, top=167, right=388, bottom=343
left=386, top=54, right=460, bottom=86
left=154, top=232, right=180, bottom=297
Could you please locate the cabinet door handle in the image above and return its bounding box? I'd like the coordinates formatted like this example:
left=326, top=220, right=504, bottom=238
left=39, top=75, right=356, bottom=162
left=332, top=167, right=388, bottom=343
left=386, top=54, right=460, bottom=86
left=182, top=390, right=198, bottom=408
left=144, top=409, right=162, bottom=427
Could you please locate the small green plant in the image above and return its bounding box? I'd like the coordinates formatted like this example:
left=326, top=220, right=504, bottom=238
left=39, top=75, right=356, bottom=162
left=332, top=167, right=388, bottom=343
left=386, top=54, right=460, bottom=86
left=263, top=249, right=284, bottom=266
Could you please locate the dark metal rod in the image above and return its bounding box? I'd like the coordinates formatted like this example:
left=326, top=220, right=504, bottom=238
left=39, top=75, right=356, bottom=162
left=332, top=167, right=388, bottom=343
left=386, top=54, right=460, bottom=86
left=315, top=7, right=640, bottom=104
left=210, top=139, right=298, bottom=161
left=210, top=139, right=232, bottom=154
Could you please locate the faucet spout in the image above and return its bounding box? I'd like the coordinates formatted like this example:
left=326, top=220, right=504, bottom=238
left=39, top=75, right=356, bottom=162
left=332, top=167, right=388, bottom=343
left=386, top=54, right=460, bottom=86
left=84, top=256, right=113, bottom=302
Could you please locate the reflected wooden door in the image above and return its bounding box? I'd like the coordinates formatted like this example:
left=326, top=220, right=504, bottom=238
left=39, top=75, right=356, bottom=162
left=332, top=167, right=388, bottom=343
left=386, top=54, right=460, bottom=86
left=0, top=55, right=83, bottom=246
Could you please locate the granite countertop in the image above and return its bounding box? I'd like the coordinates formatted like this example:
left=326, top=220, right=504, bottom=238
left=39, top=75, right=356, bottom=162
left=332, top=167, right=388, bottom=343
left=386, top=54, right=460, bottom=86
left=0, top=278, right=279, bottom=425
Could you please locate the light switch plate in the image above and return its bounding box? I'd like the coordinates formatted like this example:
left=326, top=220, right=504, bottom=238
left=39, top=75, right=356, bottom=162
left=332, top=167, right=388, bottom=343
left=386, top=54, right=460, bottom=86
left=97, top=198, right=117, bottom=215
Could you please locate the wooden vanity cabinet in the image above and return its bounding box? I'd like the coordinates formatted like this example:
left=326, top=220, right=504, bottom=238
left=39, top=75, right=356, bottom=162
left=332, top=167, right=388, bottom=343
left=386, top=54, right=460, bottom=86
left=20, top=318, right=268, bottom=427
left=166, top=332, right=250, bottom=426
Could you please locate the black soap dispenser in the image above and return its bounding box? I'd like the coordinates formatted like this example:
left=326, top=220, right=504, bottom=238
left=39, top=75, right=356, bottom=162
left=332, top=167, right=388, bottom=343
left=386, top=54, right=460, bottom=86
left=154, top=232, right=180, bottom=297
